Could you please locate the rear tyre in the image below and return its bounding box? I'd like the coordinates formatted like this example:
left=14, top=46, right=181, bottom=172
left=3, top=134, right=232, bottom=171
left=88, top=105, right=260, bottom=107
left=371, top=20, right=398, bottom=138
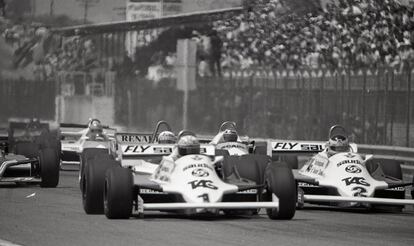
left=279, top=155, right=299, bottom=169
left=253, top=142, right=267, bottom=155
left=82, top=155, right=118, bottom=214
left=366, top=159, right=404, bottom=212
left=222, top=155, right=269, bottom=185
left=39, top=148, right=60, bottom=188
left=264, top=162, right=296, bottom=220
left=411, top=176, right=414, bottom=199
left=80, top=148, right=109, bottom=190
left=104, top=167, right=133, bottom=219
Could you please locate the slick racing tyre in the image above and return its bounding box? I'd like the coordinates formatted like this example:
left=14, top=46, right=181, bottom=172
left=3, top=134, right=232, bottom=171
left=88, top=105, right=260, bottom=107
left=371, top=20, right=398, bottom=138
left=15, top=142, right=39, bottom=158
left=82, top=155, right=118, bottom=214
left=279, top=155, right=299, bottom=170
left=366, top=159, right=404, bottom=212
left=263, top=162, right=296, bottom=220
left=104, top=167, right=133, bottom=219
left=253, top=142, right=267, bottom=155
left=80, top=148, right=110, bottom=190
left=411, top=176, right=414, bottom=199
left=222, top=154, right=269, bottom=185
left=39, top=148, right=60, bottom=188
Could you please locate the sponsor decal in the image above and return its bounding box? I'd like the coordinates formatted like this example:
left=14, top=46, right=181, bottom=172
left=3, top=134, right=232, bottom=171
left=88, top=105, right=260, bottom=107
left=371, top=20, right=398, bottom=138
left=298, top=182, right=318, bottom=187
left=237, top=189, right=258, bottom=194
left=337, top=159, right=362, bottom=167
left=119, top=134, right=152, bottom=143
left=273, top=142, right=298, bottom=150
left=188, top=180, right=218, bottom=190
left=192, top=168, right=209, bottom=177
left=345, top=165, right=362, bottom=174
left=301, top=144, right=324, bottom=151
left=183, top=163, right=213, bottom=172
left=140, top=189, right=162, bottom=194
left=217, top=143, right=247, bottom=149
left=386, top=186, right=405, bottom=191
left=273, top=142, right=323, bottom=151
left=123, top=145, right=172, bottom=154
left=342, top=177, right=370, bottom=186
left=352, top=186, right=368, bottom=197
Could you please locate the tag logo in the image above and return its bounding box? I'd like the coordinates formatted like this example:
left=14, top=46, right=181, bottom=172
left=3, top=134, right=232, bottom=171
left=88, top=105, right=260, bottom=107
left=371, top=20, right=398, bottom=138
left=342, top=177, right=370, bottom=186
left=188, top=180, right=217, bottom=190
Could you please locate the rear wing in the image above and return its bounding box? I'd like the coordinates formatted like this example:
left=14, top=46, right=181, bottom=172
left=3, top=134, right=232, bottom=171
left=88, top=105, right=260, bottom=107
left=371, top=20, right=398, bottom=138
left=60, top=123, right=116, bottom=139
left=271, top=140, right=326, bottom=154
left=269, top=140, right=357, bottom=156
left=116, top=132, right=153, bottom=144
left=120, top=143, right=216, bottom=158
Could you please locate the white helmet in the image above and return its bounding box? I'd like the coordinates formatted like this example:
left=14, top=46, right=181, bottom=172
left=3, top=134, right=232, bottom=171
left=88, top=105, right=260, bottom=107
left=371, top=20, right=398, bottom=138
left=158, top=131, right=176, bottom=144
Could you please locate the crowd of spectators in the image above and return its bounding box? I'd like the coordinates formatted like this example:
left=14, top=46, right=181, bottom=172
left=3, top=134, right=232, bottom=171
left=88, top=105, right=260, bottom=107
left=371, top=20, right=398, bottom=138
left=213, top=0, right=414, bottom=71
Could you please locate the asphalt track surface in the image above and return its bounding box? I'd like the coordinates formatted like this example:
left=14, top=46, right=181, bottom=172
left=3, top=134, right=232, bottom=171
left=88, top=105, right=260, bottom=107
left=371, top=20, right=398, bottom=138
left=0, top=171, right=413, bottom=246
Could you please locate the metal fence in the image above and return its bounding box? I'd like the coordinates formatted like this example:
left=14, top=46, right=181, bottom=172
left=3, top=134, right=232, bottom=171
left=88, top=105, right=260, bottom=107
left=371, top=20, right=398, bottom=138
left=115, top=67, right=414, bottom=147
left=0, top=78, right=56, bottom=124
left=1, top=67, right=414, bottom=147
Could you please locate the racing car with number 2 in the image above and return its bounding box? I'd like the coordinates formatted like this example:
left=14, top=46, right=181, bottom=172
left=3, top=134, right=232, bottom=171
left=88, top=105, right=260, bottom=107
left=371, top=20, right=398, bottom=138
left=271, top=125, right=414, bottom=211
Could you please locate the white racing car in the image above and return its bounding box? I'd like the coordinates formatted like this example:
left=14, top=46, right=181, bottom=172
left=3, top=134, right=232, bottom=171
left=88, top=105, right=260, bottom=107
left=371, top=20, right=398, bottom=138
left=81, top=123, right=296, bottom=220
left=271, top=125, right=414, bottom=211
left=60, top=120, right=116, bottom=169
left=208, top=121, right=267, bottom=156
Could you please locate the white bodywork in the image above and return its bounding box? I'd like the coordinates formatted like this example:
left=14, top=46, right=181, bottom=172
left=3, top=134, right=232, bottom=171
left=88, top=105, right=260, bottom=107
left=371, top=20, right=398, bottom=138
left=271, top=140, right=414, bottom=207
left=61, top=128, right=114, bottom=155
left=119, top=143, right=278, bottom=213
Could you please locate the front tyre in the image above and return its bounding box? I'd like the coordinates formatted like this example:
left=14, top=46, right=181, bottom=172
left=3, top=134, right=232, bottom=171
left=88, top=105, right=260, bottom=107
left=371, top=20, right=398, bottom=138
left=39, top=148, right=60, bottom=188
left=82, top=155, right=117, bottom=214
left=264, top=162, right=296, bottom=220
left=104, top=167, right=133, bottom=219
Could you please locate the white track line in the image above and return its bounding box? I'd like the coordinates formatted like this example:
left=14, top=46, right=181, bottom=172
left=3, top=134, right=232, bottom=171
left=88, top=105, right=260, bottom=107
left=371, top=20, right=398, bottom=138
left=0, top=238, right=22, bottom=246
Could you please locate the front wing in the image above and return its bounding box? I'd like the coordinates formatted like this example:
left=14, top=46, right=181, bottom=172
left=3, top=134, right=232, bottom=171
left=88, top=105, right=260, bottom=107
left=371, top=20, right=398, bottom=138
left=141, top=194, right=279, bottom=211
left=304, top=195, right=414, bottom=206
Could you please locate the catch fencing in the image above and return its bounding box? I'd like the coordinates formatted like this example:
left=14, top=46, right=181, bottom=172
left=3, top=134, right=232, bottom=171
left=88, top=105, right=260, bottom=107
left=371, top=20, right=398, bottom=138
left=0, top=78, right=56, bottom=124
left=115, top=67, right=414, bottom=147
left=1, top=67, right=414, bottom=147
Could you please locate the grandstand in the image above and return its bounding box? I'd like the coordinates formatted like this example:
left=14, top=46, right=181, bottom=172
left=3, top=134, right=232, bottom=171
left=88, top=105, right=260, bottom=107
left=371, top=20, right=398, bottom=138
left=1, top=0, right=414, bottom=147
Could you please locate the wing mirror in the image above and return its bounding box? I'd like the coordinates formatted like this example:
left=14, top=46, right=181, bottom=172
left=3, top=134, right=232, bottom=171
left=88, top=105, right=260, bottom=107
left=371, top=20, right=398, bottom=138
left=364, top=154, right=374, bottom=162
left=213, top=156, right=224, bottom=164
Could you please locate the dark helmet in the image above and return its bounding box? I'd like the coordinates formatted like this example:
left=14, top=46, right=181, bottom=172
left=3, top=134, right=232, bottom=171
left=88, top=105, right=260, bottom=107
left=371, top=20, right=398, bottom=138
left=327, top=134, right=350, bottom=155
left=223, top=129, right=238, bottom=142
left=177, top=135, right=200, bottom=156
left=88, top=119, right=103, bottom=135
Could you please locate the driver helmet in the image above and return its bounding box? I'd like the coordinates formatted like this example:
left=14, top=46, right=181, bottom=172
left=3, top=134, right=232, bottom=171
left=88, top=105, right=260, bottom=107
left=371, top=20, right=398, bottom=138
left=88, top=119, right=103, bottom=135
left=177, top=135, right=200, bottom=156
left=158, top=131, right=176, bottom=144
left=223, top=129, right=238, bottom=142
left=28, top=118, right=41, bottom=129
left=327, top=134, right=350, bottom=155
